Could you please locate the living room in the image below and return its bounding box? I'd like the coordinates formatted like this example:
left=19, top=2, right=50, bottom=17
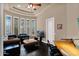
left=0, top=3, right=79, bottom=56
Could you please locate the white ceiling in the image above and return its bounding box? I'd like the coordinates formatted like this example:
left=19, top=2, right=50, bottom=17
left=4, top=3, right=51, bottom=16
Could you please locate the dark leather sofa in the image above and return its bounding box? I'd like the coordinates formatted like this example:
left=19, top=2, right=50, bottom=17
left=3, top=35, right=20, bottom=56
left=18, top=34, right=29, bottom=44
left=8, top=35, right=17, bottom=39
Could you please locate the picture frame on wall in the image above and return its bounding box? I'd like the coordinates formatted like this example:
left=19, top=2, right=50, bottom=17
left=57, top=24, right=62, bottom=30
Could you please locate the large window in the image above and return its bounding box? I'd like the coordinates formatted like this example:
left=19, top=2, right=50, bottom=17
left=25, top=19, right=37, bottom=35
left=25, top=20, right=30, bottom=35
left=5, top=15, right=12, bottom=36
left=20, top=18, right=25, bottom=34
left=31, top=20, right=37, bottom=35
left=13, top=17, right=19, bottom=35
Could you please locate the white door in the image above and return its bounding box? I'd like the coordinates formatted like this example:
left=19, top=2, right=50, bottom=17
left=46, top=17, right=55, bottom=46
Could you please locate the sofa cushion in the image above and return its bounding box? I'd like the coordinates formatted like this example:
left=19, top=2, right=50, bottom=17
left=4, top=44, right=19, bottom=50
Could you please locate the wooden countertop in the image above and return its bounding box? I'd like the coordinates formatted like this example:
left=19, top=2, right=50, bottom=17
left=55, top=40, right=79, bottom=56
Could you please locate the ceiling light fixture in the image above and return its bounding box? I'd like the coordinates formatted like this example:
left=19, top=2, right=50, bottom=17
left=28, top=3, right=41, bottom=10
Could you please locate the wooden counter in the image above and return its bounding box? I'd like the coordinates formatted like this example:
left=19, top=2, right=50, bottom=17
left=55, top=40, right=79, bottom=56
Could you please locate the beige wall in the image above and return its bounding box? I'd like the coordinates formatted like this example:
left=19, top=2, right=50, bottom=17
left=37, top=4, right=67, bottom=40
left=37, top=3, right=79, bottom=40
left=67, top=3, right=79, bottom=39
left=0, top=4, right=1, bottom=36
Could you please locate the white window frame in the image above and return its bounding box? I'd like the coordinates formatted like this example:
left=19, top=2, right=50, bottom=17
left=5, top=15, right=12, bottom=36
left=25, top=19, right=30, bottom=35
left=13, top=16, right=19, bottom=35
left=20, top=18, right=25, bottom=34
left=31, top=19, right=37, bottom=35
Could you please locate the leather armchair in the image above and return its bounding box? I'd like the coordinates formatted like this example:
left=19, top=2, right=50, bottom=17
left=4, top=39, right=20, bottom=56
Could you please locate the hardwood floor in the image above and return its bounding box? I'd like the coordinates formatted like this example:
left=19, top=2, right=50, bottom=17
left=20, top=43, right=50, bottom=56
left=55, top=40, right=79, bottom=56
left=20, top=42, right=62, bottom=56
left=4, top=42, right=62, bottom=56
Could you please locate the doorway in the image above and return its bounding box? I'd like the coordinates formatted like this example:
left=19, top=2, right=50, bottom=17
left=46, top=17, right=55, bottom=46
